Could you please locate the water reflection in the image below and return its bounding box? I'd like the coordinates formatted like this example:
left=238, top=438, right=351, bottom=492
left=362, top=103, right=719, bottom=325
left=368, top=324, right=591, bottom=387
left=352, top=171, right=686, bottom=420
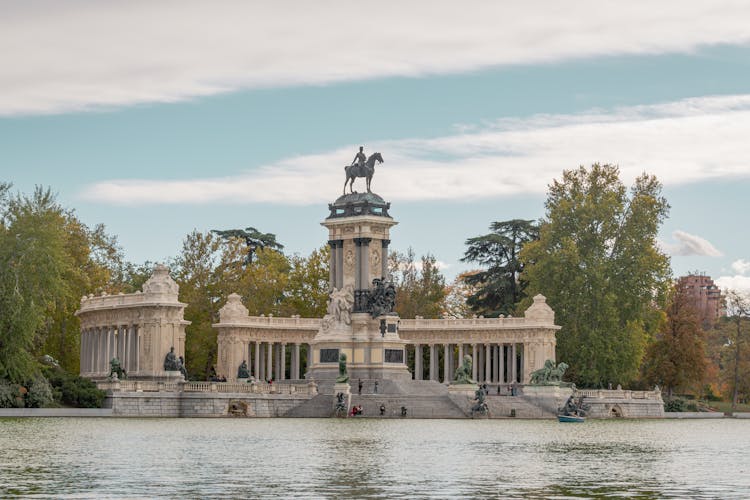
left=0, top=418, right=748, bottom=498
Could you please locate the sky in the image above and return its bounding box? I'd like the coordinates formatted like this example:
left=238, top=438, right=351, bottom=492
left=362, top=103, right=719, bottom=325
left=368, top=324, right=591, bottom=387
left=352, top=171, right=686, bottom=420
left=1, top=1, right=749, bottom=292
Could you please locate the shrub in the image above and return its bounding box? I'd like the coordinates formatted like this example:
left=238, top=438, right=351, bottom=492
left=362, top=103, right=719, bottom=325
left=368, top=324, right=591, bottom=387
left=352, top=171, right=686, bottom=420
left=42, top=367, right=105, bottom=408
left=664, top=398, right=686, bottom=412
left=0, top=381, right=25, bottom=408
left=24, top=375, right=54, bottom=408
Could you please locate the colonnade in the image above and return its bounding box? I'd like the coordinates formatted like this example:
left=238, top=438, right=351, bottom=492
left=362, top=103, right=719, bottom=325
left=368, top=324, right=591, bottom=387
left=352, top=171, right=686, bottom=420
left=235, top=341, right=312, bottom=381
left=80, top=325, right=139, bottom=375
left=409, top=342, right=524, bottom=384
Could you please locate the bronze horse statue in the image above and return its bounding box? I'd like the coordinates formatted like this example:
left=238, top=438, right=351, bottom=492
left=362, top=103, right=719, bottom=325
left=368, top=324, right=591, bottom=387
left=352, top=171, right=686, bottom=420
left=344, top=152, right=383, bottom=194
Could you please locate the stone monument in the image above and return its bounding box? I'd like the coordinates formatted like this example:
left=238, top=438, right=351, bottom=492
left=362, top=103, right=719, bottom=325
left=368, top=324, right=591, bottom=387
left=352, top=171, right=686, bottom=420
left=307, top=149, right=410, bottom=381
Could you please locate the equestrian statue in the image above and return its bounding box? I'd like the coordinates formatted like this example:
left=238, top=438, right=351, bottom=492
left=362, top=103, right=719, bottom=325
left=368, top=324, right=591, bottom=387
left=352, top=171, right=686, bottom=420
left=344, top=146, right=384, bottom=194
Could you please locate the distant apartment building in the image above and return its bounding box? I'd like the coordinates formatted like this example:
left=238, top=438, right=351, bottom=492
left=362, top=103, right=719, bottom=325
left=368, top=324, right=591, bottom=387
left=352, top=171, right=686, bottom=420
left=677, top=274, right=724, bottom=324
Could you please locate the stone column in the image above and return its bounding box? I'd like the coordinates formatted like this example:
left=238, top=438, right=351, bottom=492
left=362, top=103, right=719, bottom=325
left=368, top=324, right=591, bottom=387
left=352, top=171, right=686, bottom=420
left=294, top=343, right=300, bottom=379
left=428, top=345, right=435, bottom=381
left=280, top=343, right=287, bottom=381
left=354, top=238, right=371, bottom=290
left=381, top=239, right=390, bottom=279
left=493, top=345, right=499, bottom=384
left=448, top=345, right=455, bottom=382
left=443, top=343, right=450, bottom=383
left=254, top=341, right=261, bottom=379
left=458, top=343, right=464, bottom=362
left=471, top=344, right=478, bottom=381
left=511, top=343, right=517, bottom=383
left=335, top=244, right=344, bottom=290
left=259, top=344, right=266, bottom=381
left=267, top=342, right=273, bottom=381
left=328, top=240, right=338, bottom=290
left=414, top=344, right=422, bottom=380
left=520, top=344, right=525, bottom=384
left=484, top=344, right=492, bottom=382
left=94, top=328, right=101, bottom=373
left=499, top=344, right=505, bottom=384
left=354, top=239, right=363, bottom=290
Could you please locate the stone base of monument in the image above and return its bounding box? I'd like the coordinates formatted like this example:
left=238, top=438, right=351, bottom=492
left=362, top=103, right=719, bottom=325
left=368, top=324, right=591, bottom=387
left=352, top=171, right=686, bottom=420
left=523, top=384, right=572, bottom=415
left=447, top=383, right=479, bottom=395
left=309, top=339, right=412, bottom=383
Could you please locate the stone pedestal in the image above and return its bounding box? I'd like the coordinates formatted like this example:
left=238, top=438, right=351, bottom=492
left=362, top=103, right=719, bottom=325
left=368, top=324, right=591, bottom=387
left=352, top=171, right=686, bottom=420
left=523, top=384, right=572, bottom=415
left=333, top=382, right=351, bottom=413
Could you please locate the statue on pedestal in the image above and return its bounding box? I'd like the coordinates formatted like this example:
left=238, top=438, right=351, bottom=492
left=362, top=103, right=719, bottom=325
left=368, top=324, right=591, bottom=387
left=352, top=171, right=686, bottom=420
left=237, top=360, right=250, bottom=379
left=164, top=347, right=180, bottom=371
left=336, top=353, right=349, bottom=383
left=471, top=387, right=489, bottom=417
left=453, top=355, right=475, bottom=385
left=343, top=147, right=384, bottom=194
left=109, top=357, right=126, bottom=380
left=529, top=359, right=569, bottom=385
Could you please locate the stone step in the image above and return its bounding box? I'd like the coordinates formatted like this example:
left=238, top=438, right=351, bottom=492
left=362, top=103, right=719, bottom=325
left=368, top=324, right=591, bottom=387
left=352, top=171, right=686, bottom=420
left=283, top=394, right=335, bottom=418
left=349, top=394, right=466, bottom=419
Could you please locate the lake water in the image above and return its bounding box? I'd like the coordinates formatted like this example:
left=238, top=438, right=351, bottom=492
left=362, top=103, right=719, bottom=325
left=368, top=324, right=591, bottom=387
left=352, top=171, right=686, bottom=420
left=1, top=418, right=749, bottom=498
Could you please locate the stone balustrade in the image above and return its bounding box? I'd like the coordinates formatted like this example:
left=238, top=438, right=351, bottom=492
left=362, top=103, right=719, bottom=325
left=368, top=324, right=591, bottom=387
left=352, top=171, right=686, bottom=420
left=575, top=389, right=662, bottom=400
left=96, top=380, right=315, bottom=395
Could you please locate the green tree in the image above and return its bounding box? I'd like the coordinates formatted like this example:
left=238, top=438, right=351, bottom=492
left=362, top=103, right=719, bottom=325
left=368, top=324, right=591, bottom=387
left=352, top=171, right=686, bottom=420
left=282, top=246, right=330, bottom=318
left=172, top=230, right=222, bottom=380
left=642, top=282, right=707, bottom=398
left=211, top=226, right=284, bottom=265
left=389, top=248, right=446, bottom=319
left=521, top=164, right=671, bottom=387
left=0, top=187, right=73, bottom=382
left=461, top=219, right=538, bottom=317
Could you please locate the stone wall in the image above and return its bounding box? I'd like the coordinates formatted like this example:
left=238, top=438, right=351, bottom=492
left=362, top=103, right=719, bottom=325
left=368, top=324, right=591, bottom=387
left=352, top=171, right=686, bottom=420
left=578, top=389, right=665, bottom=418
left=106, top=392, right=312, bottom=417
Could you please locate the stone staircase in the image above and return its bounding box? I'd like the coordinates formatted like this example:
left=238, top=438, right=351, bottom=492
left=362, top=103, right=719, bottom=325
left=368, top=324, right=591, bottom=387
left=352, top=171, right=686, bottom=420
left=348, top=394, right=467, bottom=419
left=283, top=394, right=336, bottom=418
left=281, top=379, right=556, bottom=419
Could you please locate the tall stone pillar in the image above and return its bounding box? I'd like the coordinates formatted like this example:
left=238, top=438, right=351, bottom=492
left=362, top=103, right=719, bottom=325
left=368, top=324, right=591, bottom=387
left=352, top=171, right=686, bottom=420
left=471, top=344, right=478, bottom=381
left=381, top=239, right=390, bottom=279
left=499, top=344, right=505, bottom=384
left=428, top=345, right=435, bottom=381
left=484, top=344, right=492, bottom=383
left=511, top=343, right=517, bottom=383
left=443, top=343, right=450, bottom=383
left=280, top=343, right=287, bottom=380
left=294, top=343, right=300, bottom=379
left=493, top=345, right=499, bottom=383
left=414, top=344, right=422, bottom=380
left=267, top=342, right=273, bottom=381
left=254, top=341, right=261, bottom=379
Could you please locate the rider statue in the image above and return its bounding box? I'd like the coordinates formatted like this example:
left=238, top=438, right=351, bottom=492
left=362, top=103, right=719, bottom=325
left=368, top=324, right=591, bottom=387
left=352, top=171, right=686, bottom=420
left=351, top=146, right=366, bottom=169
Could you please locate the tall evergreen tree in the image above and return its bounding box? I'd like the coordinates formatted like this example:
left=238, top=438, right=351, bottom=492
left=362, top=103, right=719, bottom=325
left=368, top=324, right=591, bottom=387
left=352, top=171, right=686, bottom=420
left=461, top=219, right=538, bottom=317
left=522, top=164, right=671, bottom=387
left=211, top=227, right=283, bottom=265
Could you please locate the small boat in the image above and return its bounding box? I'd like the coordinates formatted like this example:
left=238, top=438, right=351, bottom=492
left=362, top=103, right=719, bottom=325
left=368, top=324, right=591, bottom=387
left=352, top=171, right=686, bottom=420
left=557, top=414, right=585, bottom=423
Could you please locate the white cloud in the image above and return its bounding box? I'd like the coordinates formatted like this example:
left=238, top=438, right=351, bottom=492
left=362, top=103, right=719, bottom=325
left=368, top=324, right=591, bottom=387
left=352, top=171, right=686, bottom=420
left=716, top=275, right=750, bottom=294
left=731, top=259, right=750, bottom=275
left=79, top=94, right=750, bottom=205
left=2, top=1, right=750, bottom=115
left=660, top=230, right=723, bottom=257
